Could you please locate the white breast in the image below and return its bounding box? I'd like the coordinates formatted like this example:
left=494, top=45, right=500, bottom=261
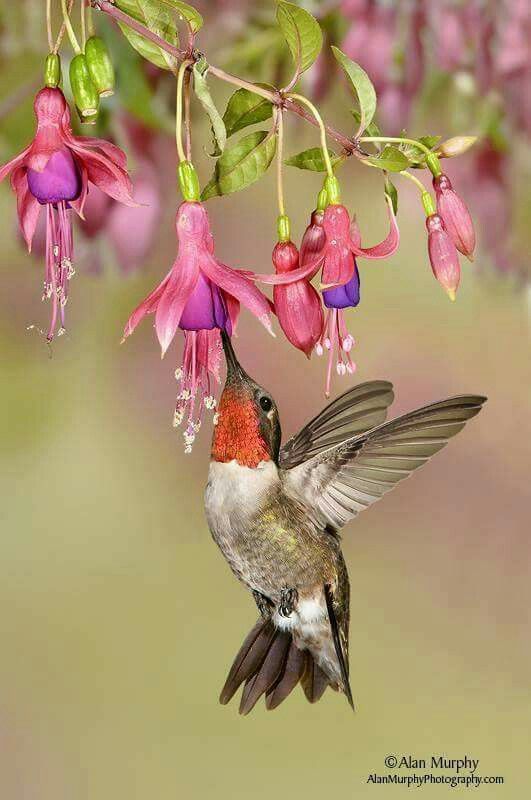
left=204, top=459, right=279, bottom=540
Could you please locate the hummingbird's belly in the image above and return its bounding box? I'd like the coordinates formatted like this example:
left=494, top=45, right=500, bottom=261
left=204, top=459, right=337, bottom=600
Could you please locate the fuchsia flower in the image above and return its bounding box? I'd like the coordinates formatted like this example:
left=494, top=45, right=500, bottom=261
left=249, top=195, right=399, bottom=397
left=0, top=87, right=135, bottom=340
left=122, top=200, right=273, bottom=450
left=433, top=174, right=476, bottom=260
left=426, top=214, right=460, bottom=301
left=272, top=240, right=323, bottom=358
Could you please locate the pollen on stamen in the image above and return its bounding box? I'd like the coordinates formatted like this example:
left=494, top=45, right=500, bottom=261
left=213, top=412, right=220, bottom=426
left=174, top=367, right=184, bottom=381
left=204, top=395, right=216, bottom=410
left=342, top=334, right=354, bottom=352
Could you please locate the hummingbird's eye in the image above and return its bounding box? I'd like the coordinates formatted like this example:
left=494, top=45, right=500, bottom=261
left=259, top=395, right=273, bottom=412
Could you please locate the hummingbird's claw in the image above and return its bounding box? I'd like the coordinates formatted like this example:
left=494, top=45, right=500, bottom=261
left=278, top=587, right=298, bottom=618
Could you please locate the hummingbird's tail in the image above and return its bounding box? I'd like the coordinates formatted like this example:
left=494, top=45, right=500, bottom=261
left=219, top=617, right=336, bottom=714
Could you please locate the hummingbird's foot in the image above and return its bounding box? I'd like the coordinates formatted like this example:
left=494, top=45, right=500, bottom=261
left=278, top=587, right=298, bottom=618
left=253, top=590, right=274, bottom=618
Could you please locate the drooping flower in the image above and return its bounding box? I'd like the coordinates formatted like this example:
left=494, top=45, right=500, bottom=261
left=122, top=200, right=273, bottom=449
left=248, top=184, right=399, bottom=396
left=433, top=173, right=476, bottom=260
left=271, top=238, right=323, bottom=358
left=426, top=213, right=460, bottom=300
left=0, top=86, right=135, bottom=340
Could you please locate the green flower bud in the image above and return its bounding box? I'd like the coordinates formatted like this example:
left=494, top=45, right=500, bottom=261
left=178, top=161, right=200, bottom=202
left=437, top=136, right=477, bottom=159
left=277, top=214, right=290, bottom=242
left=69, top=54, right=99, bottom=118
left=44, top=53, right=61, bottom=88
left=85, top=36, right=115, bottom=97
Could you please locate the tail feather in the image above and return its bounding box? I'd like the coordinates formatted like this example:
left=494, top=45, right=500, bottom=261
left=265, top=642, right=306, bottom=710
left=221, top=618, right=335, bottom=713
left=239, top=630, right=291, bottom=715
left=219, top=618, right=275, bottom=705
left=324, top=583, right=354, bottom=710
left=301, top=655, right=329, bottom=703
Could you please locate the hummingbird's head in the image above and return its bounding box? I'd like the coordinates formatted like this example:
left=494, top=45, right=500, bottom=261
left=211, top=332, right=281, bottom=468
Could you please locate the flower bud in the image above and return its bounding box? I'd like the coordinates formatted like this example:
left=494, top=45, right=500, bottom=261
left=437, top=136, right=477, bottom=159
left=44, top=53, right=61, bottom=88
left=272, top=241, right=323, bottom=357
left=433, top=174, right=475, bottom=260
left=300, top=209, right=326, bottom=266
left=69, top=53, right=99, bottom=118
left=85, top=36, right=115, bottom=97
left=426, top=214, right=460, bottom=301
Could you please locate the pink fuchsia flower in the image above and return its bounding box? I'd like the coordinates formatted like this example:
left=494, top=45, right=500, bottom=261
left=0, top=86, right=135, bottom=341
left=122, top=200, right=273, bottom=449
left=433, top=174, right=476, bottom=260
left=248, top=191, right=399, bottom=396
left=433, top=174, right=476, bottom=261
left=426, top=214, right=460, bottom=301
left=272, top=239, right=323, bottom=358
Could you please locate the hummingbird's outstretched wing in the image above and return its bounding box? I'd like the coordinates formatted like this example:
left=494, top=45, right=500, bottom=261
left=279, top=380, right=394, bottom=469
left=282, top=394, right=486, bottom=530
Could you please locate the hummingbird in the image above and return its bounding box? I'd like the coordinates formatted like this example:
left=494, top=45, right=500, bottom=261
left=205, top=332, right=486, bottom=715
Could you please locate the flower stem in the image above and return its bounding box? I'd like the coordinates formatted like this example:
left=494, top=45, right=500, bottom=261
left=359, top=135, right=434, bottom=157
left=183, top=67, right=192, bottom=161
left=46, top=0, right=54, bottom=51
left=81, top=0, right=87, bottom=49
left=53, top=0, right=74, bottom=54
left=275, top=108, right=286, bottom=217
left=287, top=92, right=334, bottom=178
left=87, top=3, right=95, bottom=37
left=61, top=0, right=81, bottom=54
left=399, top=170, right=435, bottom=216
left=399, top=169, right=427, bottom=194
left=175, top=59, right=192, bottom=163
left=90, top=1, right=362, bottom=158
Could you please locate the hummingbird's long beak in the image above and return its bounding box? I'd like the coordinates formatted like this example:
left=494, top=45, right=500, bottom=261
left=221, top=330, right=244, bottom=381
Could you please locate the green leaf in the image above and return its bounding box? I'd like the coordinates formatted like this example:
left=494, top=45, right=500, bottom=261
left=351, top=109, right=381, bottom=138
left=366, top=145, right=410, bottom=172
left=277, top=1, right=322, bottom=76
left=400, top=135, right=441, bottom=165
left=384, top=177, right=398, bottom=215
left=193, top=59, right=226, bottom=156
left=201, top=130, right=277, bottom=200
left=116, top=0, right=178, bottom=71
left=332, top=46, right=376, bottom=133
left=157, top=0, right=203, bottom=33
left=284, top=147, right=343, bottom=172
left=223, top=86, right=273, bottom=137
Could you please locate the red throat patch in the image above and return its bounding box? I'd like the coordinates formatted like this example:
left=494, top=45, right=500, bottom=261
left=211, top=388, right=270, bottom=467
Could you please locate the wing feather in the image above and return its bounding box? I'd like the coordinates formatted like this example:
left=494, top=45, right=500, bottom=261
left=279, top=381, right=394, bottom=469
left=283, top=394, right=486, bottom=530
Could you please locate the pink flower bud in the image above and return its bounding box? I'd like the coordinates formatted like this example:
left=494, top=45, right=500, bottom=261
left=426, top=214, right=460, bottom=301
left=300, top=209, right=326, bottom=266
left=433, top=174, right=476, bottom=260
left=272, top=241, right=323, bottom=358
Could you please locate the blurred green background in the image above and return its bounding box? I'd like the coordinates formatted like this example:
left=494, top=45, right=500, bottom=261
left=1, top=1, right=530, bottom=798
